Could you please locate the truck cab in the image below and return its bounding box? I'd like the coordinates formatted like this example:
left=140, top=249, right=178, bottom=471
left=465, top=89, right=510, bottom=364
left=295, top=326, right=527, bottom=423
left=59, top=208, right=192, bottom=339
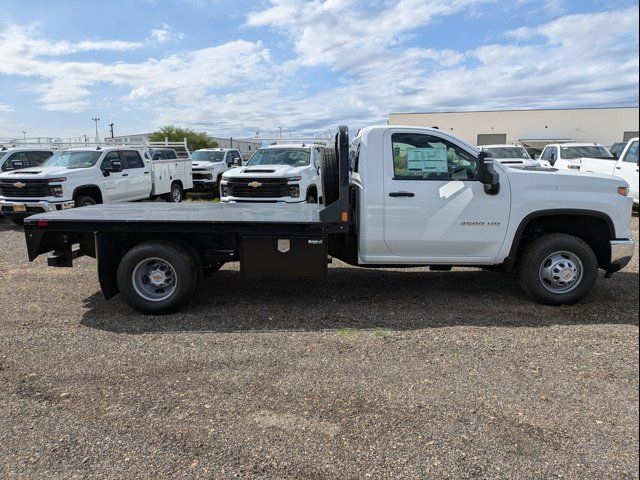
left=220, top=144, right=323, bottom=203
left=0, top=147, right=55, bottom=172
left=540, top=143, right=614, bottom=170
left=191, top=148, right=242, bottom=193
left=478, top=144, right=550, bottom=168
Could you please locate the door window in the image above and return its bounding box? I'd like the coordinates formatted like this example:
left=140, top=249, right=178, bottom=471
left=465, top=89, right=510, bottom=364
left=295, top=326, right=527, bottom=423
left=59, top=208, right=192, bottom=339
left=624, top=141, right=638, bottom=163
left=121, top=150, right=144, bottom=169
left=2, top=152, right=30, bottom=171
left=100, top=151, right=121, bottom=170
left=392, top=133, right=477, bottom=180
left=27, top=151, right=53, bottom=166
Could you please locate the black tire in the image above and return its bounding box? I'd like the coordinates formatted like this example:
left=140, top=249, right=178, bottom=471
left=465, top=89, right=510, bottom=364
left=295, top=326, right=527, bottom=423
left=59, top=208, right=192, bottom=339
left=306, top=191, right=317, bottom=203
left=165, top=183, right=183, bottom=203
left=215, top=175, right=223, bottom=198
left=517, top=233, right=598, bottom=306
left=320, top=148, right=339, bottom=206
left=116, top=241, right=196, bottom=314
left=75, top=195, right=97, bottom=207
left=172, top=239, right=203, bottom=294
left=10, top=218, right=24, bottom=226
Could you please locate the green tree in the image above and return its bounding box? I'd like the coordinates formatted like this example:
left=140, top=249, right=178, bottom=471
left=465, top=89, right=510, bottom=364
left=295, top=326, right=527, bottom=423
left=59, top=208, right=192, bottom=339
left=149, top=125, right=218, bottom=151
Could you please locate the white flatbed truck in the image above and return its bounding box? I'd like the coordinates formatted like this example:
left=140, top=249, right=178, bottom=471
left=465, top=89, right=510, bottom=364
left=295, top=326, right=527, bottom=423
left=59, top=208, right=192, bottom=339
left=23, top=126, right=635, bottom=314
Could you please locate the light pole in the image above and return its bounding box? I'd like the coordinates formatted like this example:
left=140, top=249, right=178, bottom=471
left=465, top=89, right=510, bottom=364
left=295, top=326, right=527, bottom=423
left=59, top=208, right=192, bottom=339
left=22, top=131, right=27, bottom=145
left=109, top=123, right=114, bottom=138
left=278, top=127, right=282, bottom=138
left=92, top=117, right=100, bottom=140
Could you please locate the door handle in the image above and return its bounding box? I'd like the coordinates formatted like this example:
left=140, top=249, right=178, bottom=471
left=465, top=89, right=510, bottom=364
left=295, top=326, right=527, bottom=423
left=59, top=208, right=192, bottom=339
left=616, top=166, right=622, bottom=170
left=122, top=173, right=129, bottom=177
left=389, top=191, right=415, bottom=197
left=143, top=171, right=149, bottom=174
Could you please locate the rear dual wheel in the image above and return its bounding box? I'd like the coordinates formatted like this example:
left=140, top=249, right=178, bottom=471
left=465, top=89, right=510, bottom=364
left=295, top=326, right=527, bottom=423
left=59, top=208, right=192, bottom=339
left=117, top=241, right=199, bottom=314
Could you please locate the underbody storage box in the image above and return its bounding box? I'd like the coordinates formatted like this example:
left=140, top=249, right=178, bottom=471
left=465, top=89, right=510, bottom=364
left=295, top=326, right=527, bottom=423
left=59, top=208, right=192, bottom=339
left=240, top=235, right=328, bottom=277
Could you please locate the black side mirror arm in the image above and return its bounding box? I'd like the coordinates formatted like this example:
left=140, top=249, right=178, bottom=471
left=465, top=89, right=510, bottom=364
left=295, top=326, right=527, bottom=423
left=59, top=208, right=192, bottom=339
left=478, top=151, right=500, bottom=196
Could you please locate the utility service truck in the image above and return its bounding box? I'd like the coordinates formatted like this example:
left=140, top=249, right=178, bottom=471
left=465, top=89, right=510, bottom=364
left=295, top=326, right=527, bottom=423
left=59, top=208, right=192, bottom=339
left=0, top=140, right=192, bottom=224
left=22, top=126, right=635, bottom=314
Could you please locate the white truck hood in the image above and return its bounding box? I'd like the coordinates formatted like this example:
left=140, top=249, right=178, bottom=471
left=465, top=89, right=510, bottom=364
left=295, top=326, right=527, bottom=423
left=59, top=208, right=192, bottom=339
left=224, top=164, right=307, bottom=178
left=0, top=166, right=75, bottom=179
left=192, top=161, right=222, bottom=170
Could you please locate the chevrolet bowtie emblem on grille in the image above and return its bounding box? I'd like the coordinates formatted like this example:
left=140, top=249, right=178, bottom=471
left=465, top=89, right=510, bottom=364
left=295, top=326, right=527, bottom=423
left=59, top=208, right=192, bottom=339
left=14, top=182, right=26, bottom=188
left=248, top=181, right=263, bottom=188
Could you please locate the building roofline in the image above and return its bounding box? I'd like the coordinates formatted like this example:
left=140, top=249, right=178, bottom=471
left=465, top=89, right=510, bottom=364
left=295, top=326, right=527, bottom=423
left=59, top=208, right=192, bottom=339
left=389, top=106, right=639, bottom=116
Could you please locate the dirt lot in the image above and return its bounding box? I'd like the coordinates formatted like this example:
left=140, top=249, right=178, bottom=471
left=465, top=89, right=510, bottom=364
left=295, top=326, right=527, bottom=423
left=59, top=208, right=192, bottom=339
left=0, top=215, right=638, bottom=479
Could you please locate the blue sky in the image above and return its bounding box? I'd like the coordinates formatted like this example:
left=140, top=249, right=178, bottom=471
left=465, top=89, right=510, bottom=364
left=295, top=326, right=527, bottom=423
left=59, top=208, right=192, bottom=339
left=0, top=0, right=638, bottom=140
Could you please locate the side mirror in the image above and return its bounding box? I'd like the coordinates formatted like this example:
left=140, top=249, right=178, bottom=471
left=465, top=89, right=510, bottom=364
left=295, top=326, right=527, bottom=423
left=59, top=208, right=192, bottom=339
left=110, top=160, right=123, bottom=173
left=477, top=151, right=500, bottom=195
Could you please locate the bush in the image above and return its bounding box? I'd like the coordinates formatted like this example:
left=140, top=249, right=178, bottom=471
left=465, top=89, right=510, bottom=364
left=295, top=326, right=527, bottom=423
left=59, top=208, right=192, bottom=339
left=149, top=125, right=218, bottom=151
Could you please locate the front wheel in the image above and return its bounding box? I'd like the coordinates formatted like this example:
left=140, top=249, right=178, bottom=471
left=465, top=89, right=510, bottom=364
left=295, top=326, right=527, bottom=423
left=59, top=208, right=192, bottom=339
left=75, top=195, right=97, bottom=207
left=116, top=241, right=197, bottom=314
left=517, top=233, right=598, bottom=306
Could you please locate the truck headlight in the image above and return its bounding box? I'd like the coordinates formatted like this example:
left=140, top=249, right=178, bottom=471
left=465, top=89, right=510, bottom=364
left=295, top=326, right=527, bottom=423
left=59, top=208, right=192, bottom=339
left=287, top=176, right=302, bottom=182
left=618, top=186, right=629, bottom=196
left=51, top=186, right=64, bottom=197
left=289, top=185, right=300, bottom=198
left=47, top=177, right=67, bottom=183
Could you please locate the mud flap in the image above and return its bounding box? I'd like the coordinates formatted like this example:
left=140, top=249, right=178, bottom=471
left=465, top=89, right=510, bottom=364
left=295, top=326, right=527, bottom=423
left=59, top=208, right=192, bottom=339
left=96, top=232, right=122, bottom=299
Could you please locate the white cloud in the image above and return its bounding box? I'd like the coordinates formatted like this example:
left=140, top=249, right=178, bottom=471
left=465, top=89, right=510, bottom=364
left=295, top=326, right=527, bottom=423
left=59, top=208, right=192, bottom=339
left=0, top=103, right=14, bottom=112
left=150, top=24, right=185, bottom=44
left=0, top=3, right=637, bottom=137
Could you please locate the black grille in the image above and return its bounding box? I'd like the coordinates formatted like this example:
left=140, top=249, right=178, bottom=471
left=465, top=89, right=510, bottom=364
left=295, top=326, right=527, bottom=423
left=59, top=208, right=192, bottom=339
left=193, top=172, right=213, bottom=180
left=0, top=179, right=52, bottom=198
left=226, top=177, right=290, bottom=198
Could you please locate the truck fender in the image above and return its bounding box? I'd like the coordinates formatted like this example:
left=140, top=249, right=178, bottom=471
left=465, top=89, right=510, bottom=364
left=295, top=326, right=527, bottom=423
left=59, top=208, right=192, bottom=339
left=72, top=184, right=104, bottom=203
left=503, top=208, right=615, bottom=270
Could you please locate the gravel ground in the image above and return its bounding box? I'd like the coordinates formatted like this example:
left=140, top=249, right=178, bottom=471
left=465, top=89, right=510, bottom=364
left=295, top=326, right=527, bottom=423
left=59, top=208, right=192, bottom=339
left=0, top=214, right=638, bottom=479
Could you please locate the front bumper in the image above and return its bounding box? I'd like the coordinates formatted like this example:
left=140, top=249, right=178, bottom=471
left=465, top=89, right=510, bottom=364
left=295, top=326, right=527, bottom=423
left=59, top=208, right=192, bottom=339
left=0, top=199, right=75, bottom=218
left=608, top=239, right=635, bottom=273
left=193, top=179, right=218, bottom=190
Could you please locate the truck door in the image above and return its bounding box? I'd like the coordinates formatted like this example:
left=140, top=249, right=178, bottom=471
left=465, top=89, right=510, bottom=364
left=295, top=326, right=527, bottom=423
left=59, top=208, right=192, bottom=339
left=382, top=130, right=511, bottom=262
left=616, top=140, right=639, bottom=202
left=120, top=150, right=151, bottom=200
left=100, top=152, right=129, bottom=202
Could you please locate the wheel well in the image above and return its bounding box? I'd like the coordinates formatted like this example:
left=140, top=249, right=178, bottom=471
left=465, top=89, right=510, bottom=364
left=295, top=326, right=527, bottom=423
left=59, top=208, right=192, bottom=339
left=511, top=214, right=612, bottom=270
left=73, top=186, right=103, bottom=204
left=171, top=180, right=183, bottom=189
left=306, top=185, right=317, bottom=199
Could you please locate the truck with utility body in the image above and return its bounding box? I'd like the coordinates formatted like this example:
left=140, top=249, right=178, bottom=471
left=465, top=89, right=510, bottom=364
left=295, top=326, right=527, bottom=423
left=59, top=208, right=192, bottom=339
left=220, top=143, right=323, bottom=203
left=578, top=137, right=638, bottom=205
left=0, top=140, right=191, bottom=224
left=478, top=144, right=550, bottom=168
left=22, top=126, right=635, bottom=314
left=144, top=147, right=193, bottom=202
left=191, top=148, right=243, bottom=193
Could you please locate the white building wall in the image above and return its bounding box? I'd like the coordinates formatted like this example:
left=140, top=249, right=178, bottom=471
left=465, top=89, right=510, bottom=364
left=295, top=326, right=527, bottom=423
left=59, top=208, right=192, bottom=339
left=388, top=107, right=639, bottom=147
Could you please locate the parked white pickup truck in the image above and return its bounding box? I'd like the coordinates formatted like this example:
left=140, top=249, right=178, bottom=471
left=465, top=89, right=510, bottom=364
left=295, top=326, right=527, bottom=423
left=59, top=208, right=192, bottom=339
left=0, top=146, right=191, bottom=224
left=22, top=126, right=635, bottom=314
left=579, top=138, right=638, bottom=205
left=478, top=144, right=550, bottom=168
left=1, top=147, right=55, bottom=172
left=220, top=144, right=323, bottom=203
left=540, top=143, right=613, bottom=170
left=191, top=148, right=243, bottom=193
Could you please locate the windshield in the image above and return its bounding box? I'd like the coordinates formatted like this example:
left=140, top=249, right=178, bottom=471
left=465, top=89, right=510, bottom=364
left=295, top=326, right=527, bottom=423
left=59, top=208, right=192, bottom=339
left=40, top=151, right=101, bottom=169
left=192, top=151, right=225, bottom=162
left=561, top=146, right=612, bottom=160
left=246, top=148, right=310, bottom=167
left=484, top=146, right=530, bottom=159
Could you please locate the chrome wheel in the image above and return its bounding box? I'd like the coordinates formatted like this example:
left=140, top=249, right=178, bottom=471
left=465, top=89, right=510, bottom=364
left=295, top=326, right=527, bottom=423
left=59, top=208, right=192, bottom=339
left=132, top=257, right=178, bottom=302
left=538, top=251, right=583, bottom=294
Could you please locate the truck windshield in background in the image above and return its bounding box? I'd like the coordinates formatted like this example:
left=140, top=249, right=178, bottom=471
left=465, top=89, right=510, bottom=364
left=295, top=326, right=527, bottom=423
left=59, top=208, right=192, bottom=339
left=246, top=148, right=310, bottom=167
left=192, top=151, right=225, bottom=162
left=561, top=146, right=612, bottom=159
left=40, top=151, right=102, bottom=169
left=485, top=146, right=530, bottom=159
